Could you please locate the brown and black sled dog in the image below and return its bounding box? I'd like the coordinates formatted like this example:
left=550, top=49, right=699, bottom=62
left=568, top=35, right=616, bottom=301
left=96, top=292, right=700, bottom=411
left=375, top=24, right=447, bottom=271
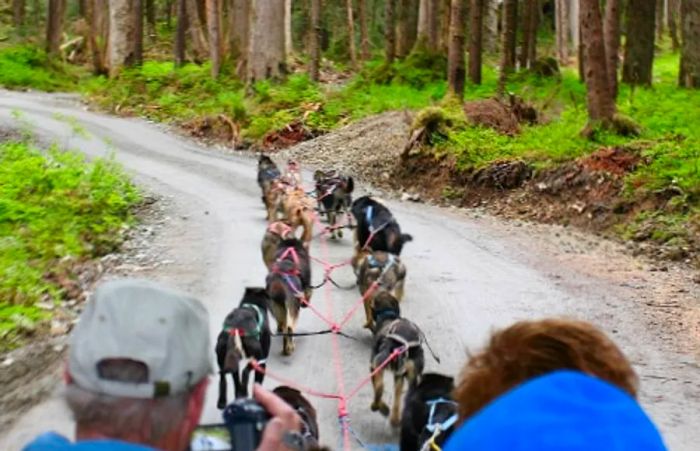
left=314, top=169, right=354, bottom=240
left=261, top=221, right=295, bottom=270
left=400, top=373, right=458, bottom=451
left=370, top=292, right=425, bottom=427
left=215, top=287, right=271, bottom=409
left=354, top=249, right=407, bottom=329
left=266, top=238, right=312, bottom=356
left=258, top=155, right=281, bottom=211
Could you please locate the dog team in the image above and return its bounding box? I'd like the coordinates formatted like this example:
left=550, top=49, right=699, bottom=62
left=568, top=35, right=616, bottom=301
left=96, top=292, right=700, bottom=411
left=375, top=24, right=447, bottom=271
left=214, top=155, right=458, bottom=450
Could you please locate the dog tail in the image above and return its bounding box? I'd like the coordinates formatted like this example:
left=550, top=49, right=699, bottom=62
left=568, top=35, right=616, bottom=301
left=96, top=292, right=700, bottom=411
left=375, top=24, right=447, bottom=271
left=233, top=332, right=245, bottom=359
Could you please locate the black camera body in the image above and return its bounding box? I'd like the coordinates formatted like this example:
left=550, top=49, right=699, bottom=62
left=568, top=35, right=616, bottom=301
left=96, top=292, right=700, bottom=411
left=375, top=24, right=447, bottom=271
left=190, top=398, right=271, bottom=451
left=223, top=398, right=272, bottom=451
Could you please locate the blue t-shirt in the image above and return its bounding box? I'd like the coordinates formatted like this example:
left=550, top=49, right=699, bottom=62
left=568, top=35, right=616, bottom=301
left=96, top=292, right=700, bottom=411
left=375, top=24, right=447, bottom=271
left=23, top=432, right=155, bottom=451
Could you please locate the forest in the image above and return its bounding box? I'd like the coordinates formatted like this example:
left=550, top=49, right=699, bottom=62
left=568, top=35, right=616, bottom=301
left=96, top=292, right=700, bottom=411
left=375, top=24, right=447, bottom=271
left=0, top=1, right=699, bottom=348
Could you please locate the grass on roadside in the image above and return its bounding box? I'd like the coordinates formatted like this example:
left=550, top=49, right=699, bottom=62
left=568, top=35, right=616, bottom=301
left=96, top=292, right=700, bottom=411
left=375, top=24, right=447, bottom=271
left=0, top=140, right=140, bottom=351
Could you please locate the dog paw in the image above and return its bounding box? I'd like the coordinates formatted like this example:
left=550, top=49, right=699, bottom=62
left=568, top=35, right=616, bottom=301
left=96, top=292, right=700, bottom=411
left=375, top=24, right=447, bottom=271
left=371, top=402, right=390, bottom=417
left=390, top=415, right=401, bottom=428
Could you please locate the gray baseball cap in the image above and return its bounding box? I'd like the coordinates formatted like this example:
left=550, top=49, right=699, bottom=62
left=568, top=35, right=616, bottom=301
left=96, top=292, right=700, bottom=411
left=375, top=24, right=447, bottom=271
left=68, top=278, right=212, bottom=398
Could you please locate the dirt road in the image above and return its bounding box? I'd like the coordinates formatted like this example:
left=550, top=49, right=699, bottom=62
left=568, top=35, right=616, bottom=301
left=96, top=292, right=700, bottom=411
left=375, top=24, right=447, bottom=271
left=0, top=90, right=698, bottom=450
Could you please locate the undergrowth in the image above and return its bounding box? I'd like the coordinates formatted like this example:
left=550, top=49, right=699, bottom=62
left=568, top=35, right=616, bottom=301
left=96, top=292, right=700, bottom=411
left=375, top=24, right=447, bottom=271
left=0, top=45, right=79, bottom=91
left=0, top=140, right=140, bottom=351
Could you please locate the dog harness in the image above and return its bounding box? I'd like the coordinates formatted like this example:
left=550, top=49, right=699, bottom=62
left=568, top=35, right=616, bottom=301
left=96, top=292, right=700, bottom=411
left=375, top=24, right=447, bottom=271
left=224, top=303, right=265, bottom=339
left=373, top=307, right=400, bottom=325
left=367, top=252, right=396, bottom=268
left=385, top=320, right=422, bottom=350
left=419, top=398, right=458, bottom=451
left=263, top=168, right=280, bottom=178
left=424, top=398, right=459, bottom=434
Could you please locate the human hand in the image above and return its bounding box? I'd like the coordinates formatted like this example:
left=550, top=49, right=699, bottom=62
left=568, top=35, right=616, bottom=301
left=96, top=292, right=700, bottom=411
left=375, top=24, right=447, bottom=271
left=254, top=384, right=303, bottom=451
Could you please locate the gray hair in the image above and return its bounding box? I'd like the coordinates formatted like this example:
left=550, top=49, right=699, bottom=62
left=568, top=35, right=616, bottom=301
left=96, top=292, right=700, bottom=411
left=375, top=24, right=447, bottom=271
left=65, top=362, right=192, bottom=443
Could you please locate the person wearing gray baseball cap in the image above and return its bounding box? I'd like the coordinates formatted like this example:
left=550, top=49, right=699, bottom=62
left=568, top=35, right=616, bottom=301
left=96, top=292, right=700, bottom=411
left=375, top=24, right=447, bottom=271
left=23, top=278, right=301, bottom=451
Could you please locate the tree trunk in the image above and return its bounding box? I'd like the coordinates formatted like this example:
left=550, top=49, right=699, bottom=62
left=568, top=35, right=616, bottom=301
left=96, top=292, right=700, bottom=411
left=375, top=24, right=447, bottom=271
left=498, top=0, right=518, bottom=95
left=247, top=0, right=286, bottom=82
left=309, top=0, right=321, bottom=80
left=13, top=0, right=25, bottom=27
left=134, top=0, right=144, bottom=65
left=527, top=0, right=538, bottom=64
left=108, top=0, right=135, bottom=76
left=285, top=0, right=293, bottom=57
left=679, top=0, right=700, bottom=87
left=622, top=0, right=656, bottom=86
left=555, top=0, right=570, bottom=64
left=206, top=0, right=220, bottom=77
left=656, top=0, right=665, bottom=41
left=88, top=0, right=109, bottom=75
left=428, top=0, right=440, bottom=50
left=416, top=0, right=439, bottom=51
left=447, top=0, right=466, bottom=97
left=397, top=0, right=418, bottom=57
left=441, top=0, right=451, bottom=53
left=175, top=0, right=187, bottom=66
left=359, top=0, right=370, bottom=59
left=520, top=0, right=538, bottom=69
left=186, top=0, right=209, bottom=61
left=346, top=0, right=357, bottom=67
left=146, top=0, right=156, bottom=41
left=668, top=0, right=680, bottom=51
left=502, top=0, right=517, bottom=72
left=580, top=0, right=615, bottom=124
left=519, top=0, right=532, bottom=69
left=483, top=0, right=498, bottom=53
left=603, top=0, right=621, bottom=98
left=229, top=0, right=249, bottom=64
left=385, top=0, right=397, bottom=63
left=46, top=0, right=66, bottom=56
left=469, top=0, right=483, bottom=84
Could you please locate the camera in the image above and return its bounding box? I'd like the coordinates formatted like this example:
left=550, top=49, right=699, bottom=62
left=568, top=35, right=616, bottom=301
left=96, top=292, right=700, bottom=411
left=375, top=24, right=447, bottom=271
left=224, top=398, right=272, bottom=451
left=190, top=398, right=270, bottom=451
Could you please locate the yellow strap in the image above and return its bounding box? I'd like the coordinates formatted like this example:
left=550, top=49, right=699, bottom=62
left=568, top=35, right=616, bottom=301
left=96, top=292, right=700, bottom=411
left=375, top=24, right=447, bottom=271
left=428, top=431, right=442, bottom=451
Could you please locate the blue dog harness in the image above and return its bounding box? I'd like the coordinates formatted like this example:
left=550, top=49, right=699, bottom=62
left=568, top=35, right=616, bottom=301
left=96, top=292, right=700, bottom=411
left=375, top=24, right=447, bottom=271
left=425, top=398, right=459, bottom=434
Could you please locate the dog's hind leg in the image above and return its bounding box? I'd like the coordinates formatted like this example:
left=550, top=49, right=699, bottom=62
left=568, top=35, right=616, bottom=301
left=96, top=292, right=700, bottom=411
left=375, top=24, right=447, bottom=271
left=390, top=374, right=405, bottom=427
left=241, top=364, right=252, bottom=398
left=394, top=279, right=405, bottom=303
left=217, top=371, right=228, bottom=410
left=370, top=367, right=390, bottom=417
left=254, top=361, right=266, bottom=385
left=232, top=370, right=245, bottom=399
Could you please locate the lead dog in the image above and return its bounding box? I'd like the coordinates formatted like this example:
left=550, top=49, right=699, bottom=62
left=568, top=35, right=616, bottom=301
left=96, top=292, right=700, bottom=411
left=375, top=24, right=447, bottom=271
left=313, top=169, right=354, bottom=240
left=354, top=249, right=407, bottom=329
left=215, top=287, right=271, bottom=409
left=351, top=196, right=413, bottom=259
left=273, top=386, right=323, bottom=450
left=400, top=373, right=457, bottom=451
left=370, top=292, right=425, bottom=427
left=266, top=238, right=312, bottom=356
